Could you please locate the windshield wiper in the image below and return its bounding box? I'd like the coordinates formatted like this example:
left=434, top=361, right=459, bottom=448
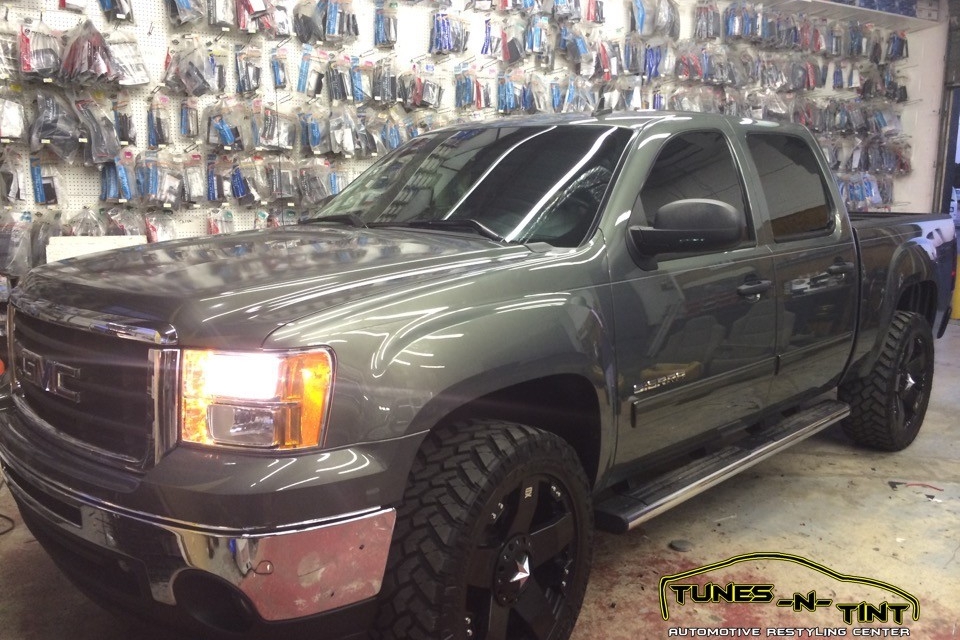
left=400, top=219, right=507, bottom=243
left=299, top=212, right=367, bottom=228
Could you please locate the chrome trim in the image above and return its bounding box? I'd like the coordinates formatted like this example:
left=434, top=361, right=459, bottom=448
left=625, top=400, right=851, bottom=530
left=12, top=393, right=145, bottom=470
left=10, top=292, right=178, bottom=346
left=4, top=467, right=396, bottom=620
left=150, top=349, right=181, bottom=462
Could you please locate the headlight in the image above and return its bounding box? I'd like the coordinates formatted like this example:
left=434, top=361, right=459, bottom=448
left=181, top=349, right=334, bottom=449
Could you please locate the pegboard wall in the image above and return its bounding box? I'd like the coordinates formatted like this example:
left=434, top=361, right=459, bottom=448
left=0, top=0, right=949, bottom=249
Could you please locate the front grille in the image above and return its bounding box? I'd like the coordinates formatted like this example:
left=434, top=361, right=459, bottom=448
left=11, top=310, right=155, bottom=465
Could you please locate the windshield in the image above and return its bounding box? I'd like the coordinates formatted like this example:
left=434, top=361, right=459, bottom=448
left=310, top=124, right=633, bottom=247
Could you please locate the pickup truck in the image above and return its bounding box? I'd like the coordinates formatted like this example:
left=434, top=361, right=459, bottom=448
left=0, top=113, right=955, bottom=640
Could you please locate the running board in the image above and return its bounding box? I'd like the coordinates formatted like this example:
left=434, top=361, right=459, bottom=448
left=594, top=400, right=850, bottom=534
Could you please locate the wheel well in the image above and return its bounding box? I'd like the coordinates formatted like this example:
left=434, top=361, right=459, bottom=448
left=441, top=374, right=602, bottom=486
left=897, top=281, right=937, bottom=327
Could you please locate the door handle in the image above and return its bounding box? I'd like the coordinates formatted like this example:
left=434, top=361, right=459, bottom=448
left=827, top=261, right=855, bottom=275
left=737, top=280, right=772, bottom=297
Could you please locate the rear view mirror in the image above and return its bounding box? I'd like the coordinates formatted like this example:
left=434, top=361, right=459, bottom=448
left=628, top=199, right=744, bottom=264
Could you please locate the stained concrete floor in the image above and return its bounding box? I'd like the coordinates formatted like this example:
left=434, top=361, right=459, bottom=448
left=1, top=325, right=958, bottom=639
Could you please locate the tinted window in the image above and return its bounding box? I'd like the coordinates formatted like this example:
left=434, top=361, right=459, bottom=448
left=313, top=125, right=632, bottom=247
left=746, top=134, right=833, bottom=240
left=639, top=130, right=749, bottom=236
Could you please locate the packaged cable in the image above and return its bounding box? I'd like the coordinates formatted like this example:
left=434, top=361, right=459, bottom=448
left=180, top=97, right=201, bottom=139
left=206, top=208, right=236, bottom=234
left=106, top=31, right=150, bottom=86
left=266, top=157, right=298, bottom=205
left=298, top=106, right=331, bottom=156
left=204, top=97, right=245, bottom=152
left=374, top=1, right=398, bottom=49
left=324, top=0, right=360, bottom=45
left=293, top=0, right=325, bottom=44
left=296, top=45, right=325, bottom=97
left=145, top=213, right=177, bottom=242
left=235, top=155, right=268, bottom=206
left=148, top=92, right=173, bottom=150
left=106, top=207, right=146, bottom=236
left=209, top=0, right=236, bottom=30
left=31, top=89, right=82, bottom=164
left=350, top=58, right=373, bottom=104
left=19, top=20, right=63, bottom=83
left=167, top=0, right=207, bottom=26
left=261, top=105, right=298, bottom=152
left=29, top=155, right=66, bottom=207
left=429, top=12, right=469, bottom=55
left=298, top=157, right=333, bottom=207
left=64, top=206, right=107, bottom=236
left=326, top=57, right=353, bottom=103
left=6, top=212, right=33, bottom=276
left=0, top=25, right=17, bottom=82
left=99, top=0, right=136, bottom=22
left=262, top=2, right=294, bottom=38
left=70, top=91, right=122, bottom=165
left=0, top=151, right=27, bottom=205
left=31, top=210, right=61, bottom=267
left=182, top=152, right=206, bottom=205
left=0, top=92, right=26, bottom=143
left=236, top=44, right=263, bottom=95
left=270, top=47, right=289, bottom=89
left=112, top=92, right=138, bottom=146
left=61, top=20, right=120, bottom=85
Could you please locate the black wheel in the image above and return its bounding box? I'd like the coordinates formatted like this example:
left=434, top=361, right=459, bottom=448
left=376, top=420, right=593, bottom=640
left=839, top=311, right=934, bottom=451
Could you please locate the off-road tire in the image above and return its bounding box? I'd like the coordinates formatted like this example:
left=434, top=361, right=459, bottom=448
left=376, top=420, right=593, bottom=640
left=839, top=311, right=934, bottom=451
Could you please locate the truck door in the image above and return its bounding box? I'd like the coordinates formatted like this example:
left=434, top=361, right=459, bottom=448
left=609, top=128, right=778, bottom=465
left=741, top=132, right=858, bottom=406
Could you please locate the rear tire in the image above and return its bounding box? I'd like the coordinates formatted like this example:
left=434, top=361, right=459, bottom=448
left=839, top=311, right=934, bottom=451
left=376, top=420, right=593, bottom=640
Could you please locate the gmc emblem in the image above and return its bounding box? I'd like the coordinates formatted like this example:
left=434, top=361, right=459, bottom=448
left=17, top=347, right=81, bottom=403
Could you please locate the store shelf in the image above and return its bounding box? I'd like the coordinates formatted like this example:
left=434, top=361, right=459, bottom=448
left=766, top=0, right=942, bottom=31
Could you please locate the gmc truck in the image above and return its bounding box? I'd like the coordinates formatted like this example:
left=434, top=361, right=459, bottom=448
left=0, top=113, right=955, bottom=640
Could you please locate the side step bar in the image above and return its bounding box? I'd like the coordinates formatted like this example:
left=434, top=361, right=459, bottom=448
left=594, top=400, right=850, bottom=534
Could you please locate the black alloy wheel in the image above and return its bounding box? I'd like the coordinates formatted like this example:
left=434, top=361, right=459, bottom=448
left=376, top=420, right=593, bottom=640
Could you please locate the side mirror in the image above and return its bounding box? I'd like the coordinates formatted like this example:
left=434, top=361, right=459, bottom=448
left=629, top=199, right=744, bottom=261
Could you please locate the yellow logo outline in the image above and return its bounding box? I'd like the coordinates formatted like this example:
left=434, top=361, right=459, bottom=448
left=657, top=551, right=920, bottom=622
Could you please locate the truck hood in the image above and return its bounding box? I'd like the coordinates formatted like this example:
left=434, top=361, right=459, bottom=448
left=17, top=227, right=534, bottom=349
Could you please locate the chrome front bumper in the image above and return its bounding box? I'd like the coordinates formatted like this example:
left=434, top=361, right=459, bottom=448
left=2, top=461, right=396, bottom=622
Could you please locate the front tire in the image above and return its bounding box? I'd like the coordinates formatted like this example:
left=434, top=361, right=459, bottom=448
left=377, top=420, right=593, bottom=640
left=839, top=311, right=934, bottom=451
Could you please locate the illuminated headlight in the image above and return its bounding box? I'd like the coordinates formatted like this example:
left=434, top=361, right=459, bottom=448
left=181, top=349, right=334, bottom=449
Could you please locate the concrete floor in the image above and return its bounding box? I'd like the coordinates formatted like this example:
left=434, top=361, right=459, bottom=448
left=1, top=325, right=958, bottom=639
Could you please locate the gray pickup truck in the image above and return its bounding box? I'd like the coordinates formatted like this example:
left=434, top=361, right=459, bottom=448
left=0, top=113, right=955, bottom=640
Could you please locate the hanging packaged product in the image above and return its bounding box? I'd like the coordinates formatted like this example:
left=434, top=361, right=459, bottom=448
left=693, top=0, right=721, bottom=40
left=29, top=155, right=65, bottom=207
left=5, top=212, right=33, bottom=276
left=326, top=57, right=353, bottom=103
left=60, top=20, right=120, bottom=86
left=236, top=0, right=260, bottom=33
left=19, top=19, right=63, bottom=83
left=236, top=44, right=263, bottom=95
left=328, top=104, right=362, bottom=158
left=112, top=92, right=138, bottom=147
left=70, top=91, right=122, bottom=166
left=266, top=157, right=298, bottom=205
left=323, top=0, right=360, bottom=45
left=99, top=0, right=136, bottom=22
left=181, top=97, right=200, bottom=139
left=209, top=0, right=236, bottom=29
left=138, top=150, right=185, bottom=210
left=31, top=89, right=82, bottom=164
left=374, top=1, right=398, bottom=49
left=398, top=64, right=444, bottom=109
left=0, top=25, right=17, bottom=82
left=206, top=208, right=236, bottom=234
left=260, top=105, right=298, bottom=152
left=233, top=155, right=268, bottom=206
left=205, top=153, right=234, bottom=203
left=0, top=93, right=26, bottom=144
left=262, top=3, right=294, bottom=38
left=105, top=207, right=146, bottom=236
left=164, top=36, right=217, bottom=96
left=499, top=16, right=527, bottom=66
left=64, top=207, right=107, bottom=236
left=100, top=148, right=138, bottom=203
left=350, top=58, right=374, bottom=104
left=562, top=75, right=596, bottom=113
left=298, top=105, right=331, bottom=155
left=0, top=151, right=27, bottom=205
left=552, top=0, right=581, bottom=21
left=298, top=157, right=334, bottom=207
left=887, top=31, right=908, bottom=61
left=204, top=97, right=245, bottom=152
left=429, top=12, right=469, bottom=56
left=167, top=0, right=207, bottom=26
left=296, top=45, right=325, bottom=97
left=105, top=31, right=151, bottom=87
left=372, top=56, right=398, bottom=105
left=182, top=152, right=207, bottom=206
left=293, top=0, right=326, bottom=43
left=145, top=213, right=178, bottom=242
left=148, top=92, right=173, bottom=149
left=270, top=47, right=289, bottom=89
